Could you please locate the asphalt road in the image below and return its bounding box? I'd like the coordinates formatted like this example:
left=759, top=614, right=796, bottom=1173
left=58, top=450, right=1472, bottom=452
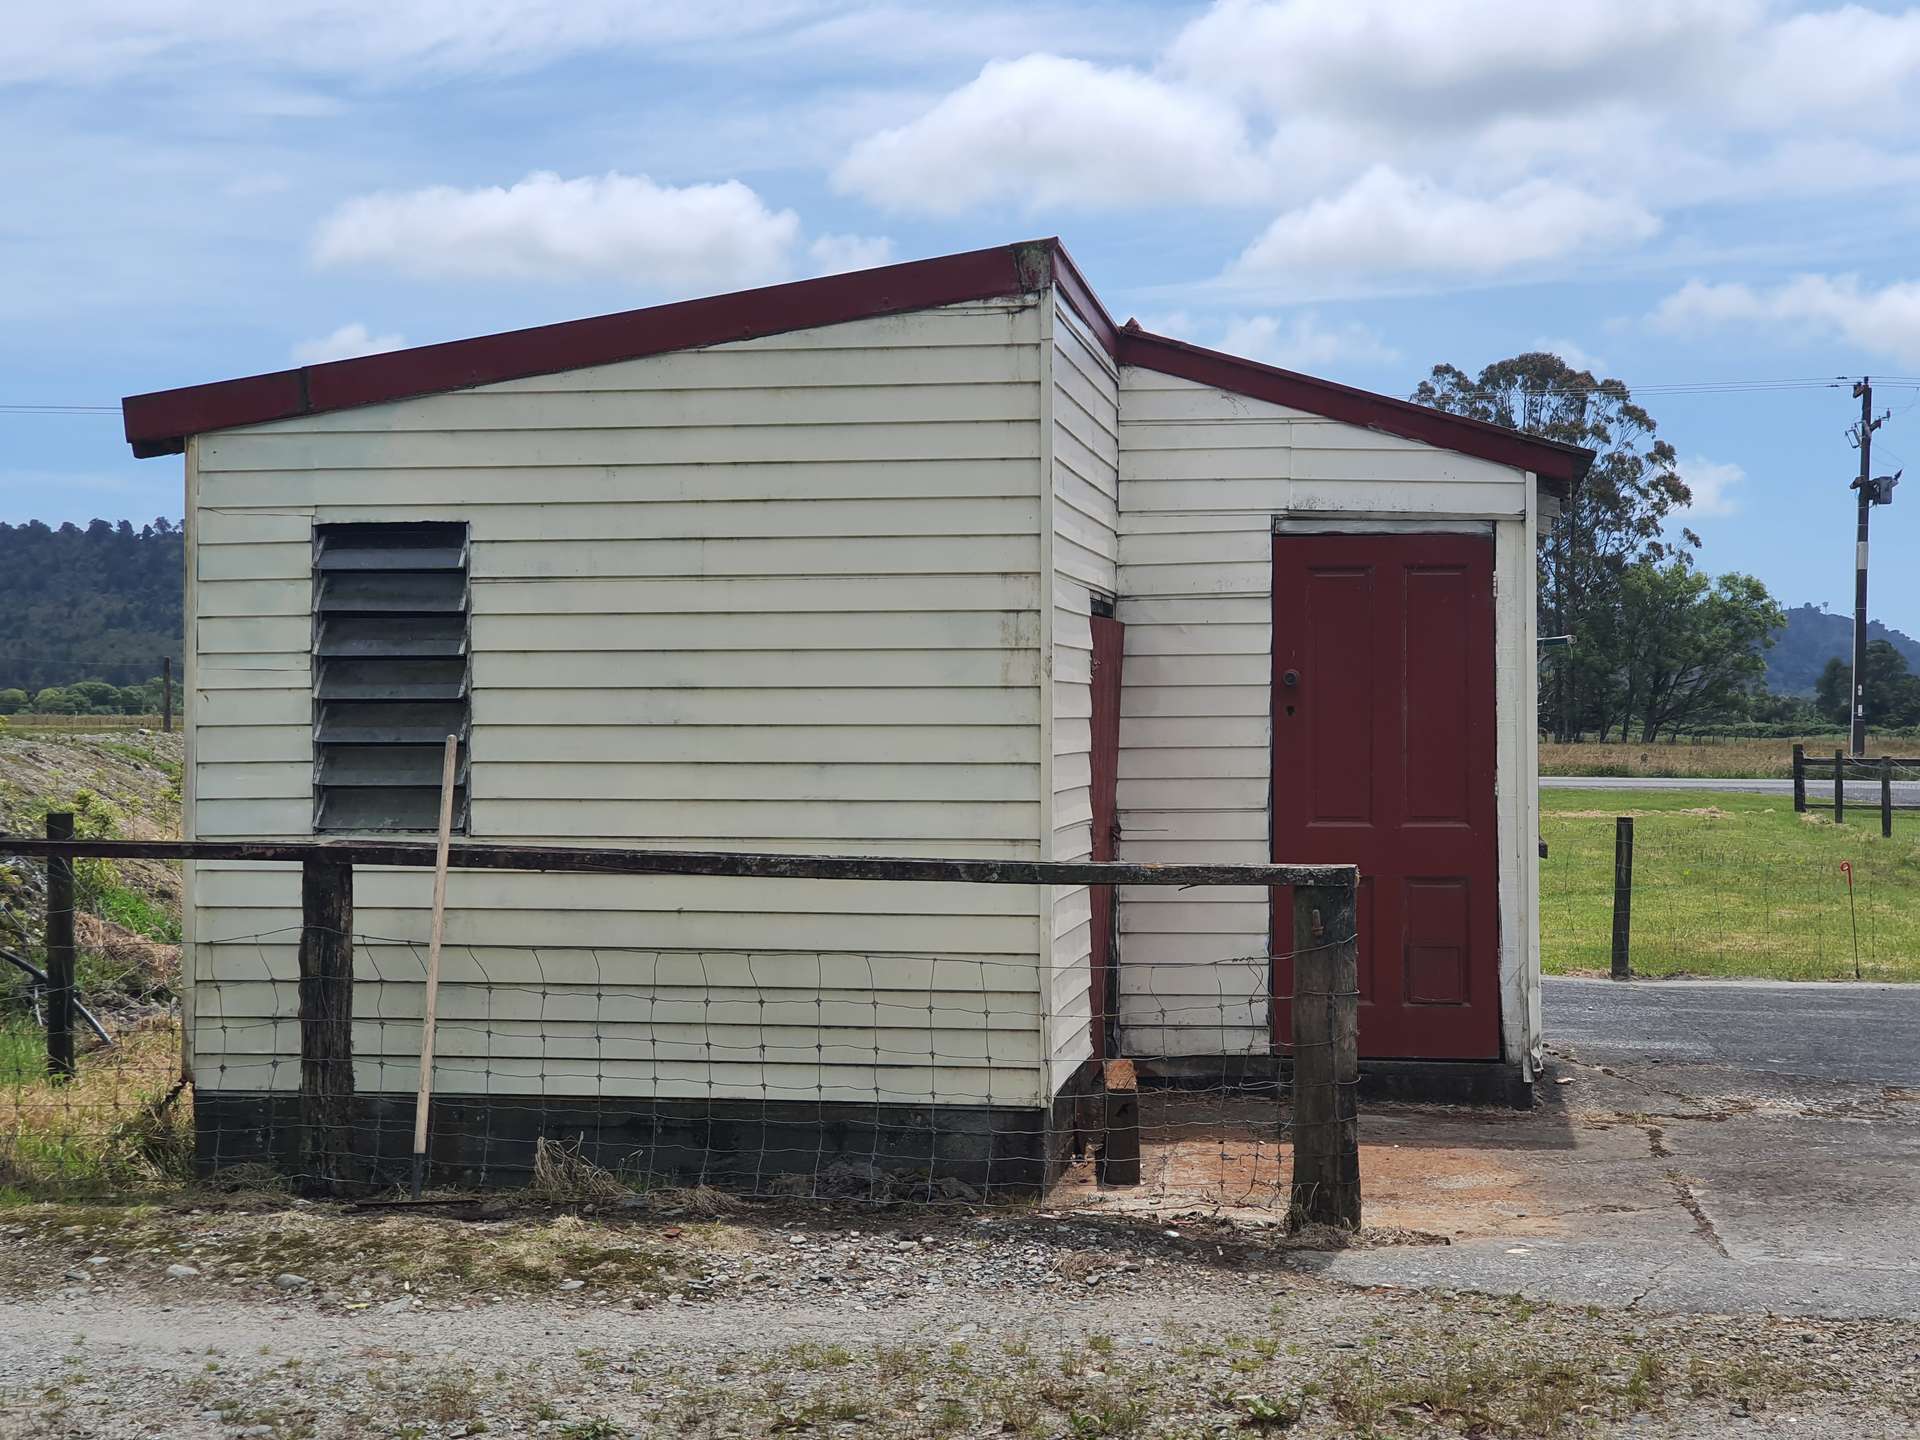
left=1543, top=773, right=1920, bottom=805
left=1544, top=974, right=1920, bottom=1086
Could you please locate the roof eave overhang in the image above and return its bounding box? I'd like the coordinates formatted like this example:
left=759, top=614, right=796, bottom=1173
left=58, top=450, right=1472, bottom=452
left=1115, top=329, right=1590, bottom=491
left=121, top=238, right=1594, bottom=490
left=120, top=240, right=1059, bottom=457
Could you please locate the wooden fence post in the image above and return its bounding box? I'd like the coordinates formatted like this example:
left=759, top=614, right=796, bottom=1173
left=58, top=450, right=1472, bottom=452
left=299, top=859, right=355, bottom=1193
left=161, top=657, right=172, bottom=735
left=1610, top=816, right=1634, bottom=981
left=1835, top=748, right=1846, bottom=825
left=1884, top=758, right=1895, bottom=840
left=1289, top=880, right=1360, bottom=1230
left=44, top=812, right=76, bottom=1081
left=1792, top=744, right=1806, bottom=813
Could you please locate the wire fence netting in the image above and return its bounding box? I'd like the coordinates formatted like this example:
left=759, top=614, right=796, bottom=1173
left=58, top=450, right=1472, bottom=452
left=3, top=872, right=1357, bottom=1216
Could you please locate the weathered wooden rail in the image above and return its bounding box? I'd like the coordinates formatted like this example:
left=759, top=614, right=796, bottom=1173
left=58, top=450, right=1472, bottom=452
left=4, top=824, right=1362, bottom=1227
left=1792, top=744, right=1920, bottom=837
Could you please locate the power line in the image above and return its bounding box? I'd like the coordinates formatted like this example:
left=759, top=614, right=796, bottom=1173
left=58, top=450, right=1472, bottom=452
left=0, top=404, right=120, bottom=415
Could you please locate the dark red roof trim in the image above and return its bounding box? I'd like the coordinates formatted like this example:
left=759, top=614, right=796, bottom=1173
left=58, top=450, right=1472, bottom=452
left=122, top=238, right=1590, bottom=486
left=1048, top=241, right=1120, bottom=360
left=1117, top=330, right=1587, bottom=488
left=122, top=241, right=1050, bottom=458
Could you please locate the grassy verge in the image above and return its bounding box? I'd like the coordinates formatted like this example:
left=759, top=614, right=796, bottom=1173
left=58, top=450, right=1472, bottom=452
left=1538, top=737, right=1855, bottom=779
left=1541, top=788, right=1920, bottom=979
left=0, top=1018, right=189, bottom=1198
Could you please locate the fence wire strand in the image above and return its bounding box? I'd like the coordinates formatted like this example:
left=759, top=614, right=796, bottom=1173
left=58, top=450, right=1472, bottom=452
left=2, top=862, right=1357, bottom=1217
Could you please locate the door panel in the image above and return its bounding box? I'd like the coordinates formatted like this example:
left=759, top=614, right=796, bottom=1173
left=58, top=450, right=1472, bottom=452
left=1087, top=612, right=1124, bottom=1061
left=1270, top=533, right=1499, bottom=1061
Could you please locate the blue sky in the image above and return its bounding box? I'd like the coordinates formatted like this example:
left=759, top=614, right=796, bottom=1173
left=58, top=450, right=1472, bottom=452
left=5, top=0, right=1920, bottom=631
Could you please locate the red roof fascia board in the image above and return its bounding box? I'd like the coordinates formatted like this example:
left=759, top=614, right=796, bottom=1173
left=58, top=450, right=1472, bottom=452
left=1117, top=329, right=1589, bottom=487
left=1048, top=241, right=1120, bottom=360
left=122, top=236, right=1590, bottom=486
left=122, top=241, right=1052, bottom=457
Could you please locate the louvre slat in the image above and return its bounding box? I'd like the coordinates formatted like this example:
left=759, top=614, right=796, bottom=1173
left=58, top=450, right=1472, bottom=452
left=314, top=522, right=470, bottom=833
left=317, top=571, right=468, bottom=613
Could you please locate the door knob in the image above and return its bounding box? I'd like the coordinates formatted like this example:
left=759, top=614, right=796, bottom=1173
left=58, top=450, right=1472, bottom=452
left=1281, top=668, right=1300, bottom=688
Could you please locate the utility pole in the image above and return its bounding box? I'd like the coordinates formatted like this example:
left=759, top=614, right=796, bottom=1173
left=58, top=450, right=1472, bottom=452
left=1848, top=379, right=1889, bottom=755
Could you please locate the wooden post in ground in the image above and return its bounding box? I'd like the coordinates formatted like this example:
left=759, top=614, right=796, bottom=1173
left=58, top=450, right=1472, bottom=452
left=161, top=657, right=172, bottom=734
left=299, top=859, right=355, bottom=1193
left=1289, top=881, right=1360, bottom=1230
left=44, top=812, right=76, bottom=1081
left=1792, top=744, right=1806, bottom=813
left=1097, top=1058, right=1139, bottom=1186
left=1610, top=816, right=1634, bottom=981
left=1884, top=758, right=1895, bottom=840
left=1835, top=748, right=1846, bottom=825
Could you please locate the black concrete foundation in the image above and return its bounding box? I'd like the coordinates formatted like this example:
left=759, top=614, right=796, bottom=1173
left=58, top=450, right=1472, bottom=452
left=198, top=1060, right=1103, bottom=1197
left=1132, top=1054, right=1534, bottom=1110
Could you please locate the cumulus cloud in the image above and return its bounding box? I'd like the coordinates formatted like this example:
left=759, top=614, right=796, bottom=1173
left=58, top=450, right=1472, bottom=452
left=1169, top=0, right=1751, bottom=126
left=292, top=322, right=406, bottom=365
left=832, top=53, right=1263, bottom=214
left=1217, top=313, right=1400, bottom=371
left=1531, top=337, right=1608, bottom=375
left=313, top=171, right=803, bottom=290
left=1679, top=456, right=1745, bottom=518
left=1233, top=167, right=1658, bottom=284
left=1650, top=274, right=1920, bottom=366
left=807, top=232, right=895, bottom=274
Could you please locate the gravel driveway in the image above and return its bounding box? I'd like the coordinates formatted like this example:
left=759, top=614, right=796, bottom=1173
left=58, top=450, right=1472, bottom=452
left=0, top=1190, right=1915, bottom=1439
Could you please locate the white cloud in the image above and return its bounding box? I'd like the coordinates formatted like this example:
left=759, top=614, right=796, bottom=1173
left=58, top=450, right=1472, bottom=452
left=1217, top=313, right=1400, bottom=371
left=1680, top=455, right=1745, bottom=518
left=832, top=53, right=1262, bottom=215
left=1531, top=337, right=1608, bottom=374
left=292, top=323, right=407, bottom=365
left=1234, top=167, right=1658, bottom=283
left=1168, top=0, right=1920, bottom=138
left=807, top=233, right=895, bottom=275
left=313, top=171, right=803, bottom=291
left=1650, top=274, right=1920, bottom=366
left=0, top=2, right=830, bottom=84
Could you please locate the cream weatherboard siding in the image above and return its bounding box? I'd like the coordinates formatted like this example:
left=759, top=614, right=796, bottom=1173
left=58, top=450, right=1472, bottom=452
left=1042, top=297, right=1120, bottom=1092
left=1113, top=369, right=1542, bottom=1068
left=181, top=298, right=1058, bottom=1111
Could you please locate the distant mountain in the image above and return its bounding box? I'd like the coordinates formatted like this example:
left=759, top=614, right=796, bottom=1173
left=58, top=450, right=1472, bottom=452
left=1765, top=603, right=1920, bottom=694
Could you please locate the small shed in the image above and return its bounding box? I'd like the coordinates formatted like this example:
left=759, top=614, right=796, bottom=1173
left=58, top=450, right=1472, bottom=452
left=122, top=239, right=1588, bottom=1189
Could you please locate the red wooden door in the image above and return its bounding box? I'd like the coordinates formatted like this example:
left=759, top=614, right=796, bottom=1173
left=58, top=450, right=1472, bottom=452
left=1088, top=612, right=1124, bottom=1060
left=1269, top=533, right=1499, bottom=1060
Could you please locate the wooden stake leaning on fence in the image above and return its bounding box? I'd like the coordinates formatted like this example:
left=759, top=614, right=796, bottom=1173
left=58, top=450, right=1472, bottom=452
left=299, top=857, right=355, bottom=1194
left=44, top=812, right=76, bottom=1081
left=1289, top=880, right=1360, bottom=1231
left=411, top=735, right=460, bottom=1200
left=1792, top=744, right=1806, bottom=813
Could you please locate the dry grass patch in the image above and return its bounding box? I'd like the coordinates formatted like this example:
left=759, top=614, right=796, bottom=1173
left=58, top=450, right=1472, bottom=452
left=0, top=1018, right=188, bottom=1197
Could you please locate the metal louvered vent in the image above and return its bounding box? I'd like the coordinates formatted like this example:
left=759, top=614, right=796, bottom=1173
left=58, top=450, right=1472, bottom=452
left=313, top=522, right=470, bottom=833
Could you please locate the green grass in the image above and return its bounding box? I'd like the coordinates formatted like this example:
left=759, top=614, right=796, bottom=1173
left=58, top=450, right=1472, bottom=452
left=0, top=1017, right=42, bottom=1085
left=1541, top=788, right=1920, bottom=980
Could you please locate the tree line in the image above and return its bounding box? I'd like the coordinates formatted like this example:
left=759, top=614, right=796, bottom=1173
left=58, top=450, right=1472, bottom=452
left=0, top=518, right=184, bottom=705
left=1416, top=354, right=1809, bottom=742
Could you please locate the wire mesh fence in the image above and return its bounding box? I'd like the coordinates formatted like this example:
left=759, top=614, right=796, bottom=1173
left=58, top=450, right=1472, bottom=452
left=1, top=836, right=1361, bottom=1224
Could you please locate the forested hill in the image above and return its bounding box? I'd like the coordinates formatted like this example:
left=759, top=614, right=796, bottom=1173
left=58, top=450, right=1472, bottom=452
left=0, top=520, right=184, bottom=693
left=1765, top=603, right=1920, bottom=695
